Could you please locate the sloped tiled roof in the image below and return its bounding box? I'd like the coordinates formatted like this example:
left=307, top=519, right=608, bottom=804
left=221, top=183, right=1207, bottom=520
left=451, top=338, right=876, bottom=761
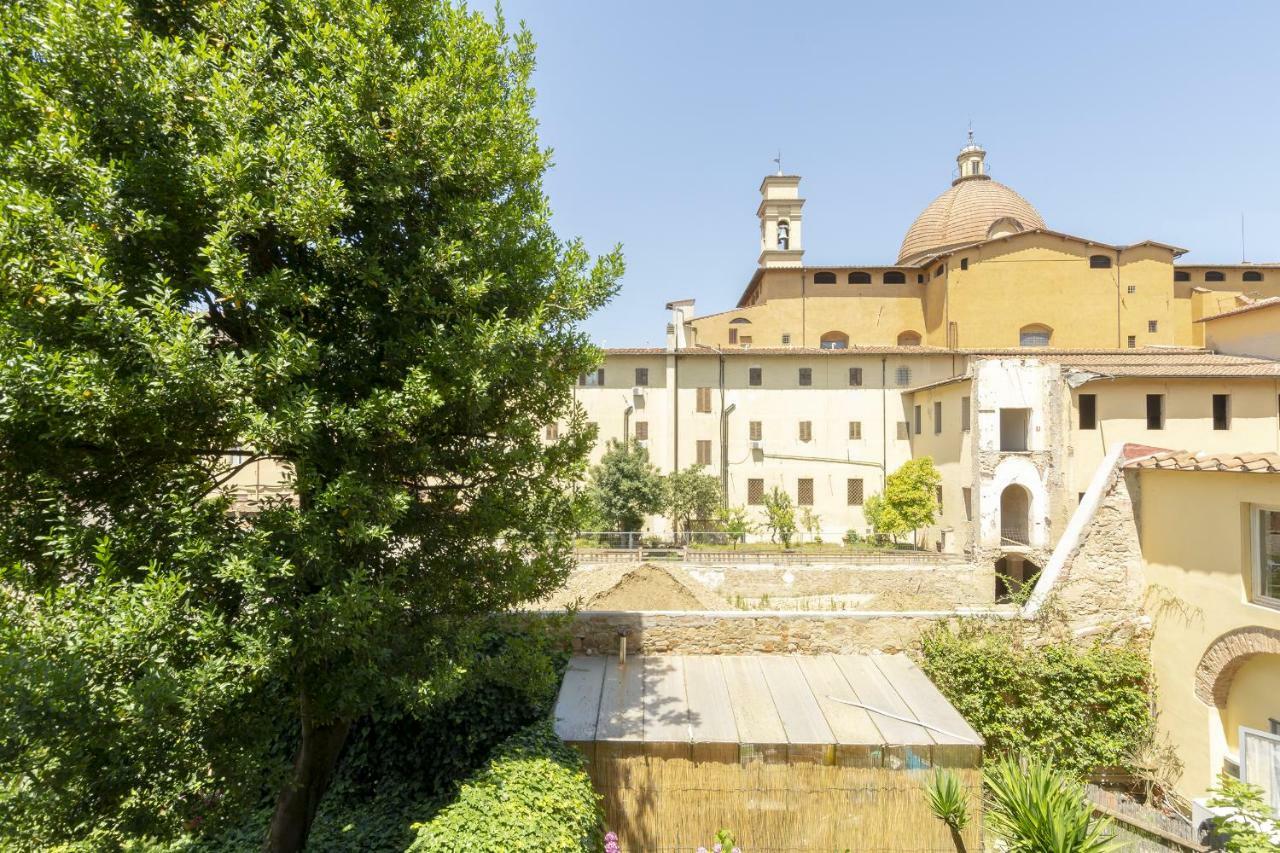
left=1196, top=296, right=1280, bottom=323
left=1123, top=448, right=1280, bottom=473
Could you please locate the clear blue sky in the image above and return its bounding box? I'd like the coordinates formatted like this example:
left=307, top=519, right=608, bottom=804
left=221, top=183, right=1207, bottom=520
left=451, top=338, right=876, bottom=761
left=499, top=1, right=1280, bottom=348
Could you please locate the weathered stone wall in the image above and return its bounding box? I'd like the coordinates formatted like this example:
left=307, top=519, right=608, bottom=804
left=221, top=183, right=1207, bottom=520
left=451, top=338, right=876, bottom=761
left=566, top=609, right=1014, bottom=657
left=570, top=558, right=993, bottom=611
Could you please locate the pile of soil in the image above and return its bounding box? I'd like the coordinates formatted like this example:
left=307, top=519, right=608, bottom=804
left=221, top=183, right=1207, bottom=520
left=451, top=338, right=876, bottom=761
left=536, top=563, right=730, bottom=612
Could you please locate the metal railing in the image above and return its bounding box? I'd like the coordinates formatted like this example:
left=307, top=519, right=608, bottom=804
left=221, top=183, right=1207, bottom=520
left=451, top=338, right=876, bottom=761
left=1001, top=521, right=1030, bottom=546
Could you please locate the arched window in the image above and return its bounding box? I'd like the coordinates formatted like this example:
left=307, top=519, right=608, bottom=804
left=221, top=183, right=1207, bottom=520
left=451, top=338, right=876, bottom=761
left=1019, top=324, right=1052, bottom=347
left=1089, top=255, right=1112, bottom=269
left=883, top=271, right=906, bottom=284
left=812, top=271, right=837, bottom=284
left=1243, top=270, right=1263, bottom=282
left=1205, top=270, right=1225, bottom=282
left=777, top=220, right=790, bottom=250
left=729, top=318, right=751, bottom=325
left=1174, top=270, right=1190, bottom=282
left=848, top=271, right=871, bottom=284
left=897, top=331, right=922, bottom=346
left=819, top=331, right=849, bottom=350
left=1000, top=484, right=1031, bottom=546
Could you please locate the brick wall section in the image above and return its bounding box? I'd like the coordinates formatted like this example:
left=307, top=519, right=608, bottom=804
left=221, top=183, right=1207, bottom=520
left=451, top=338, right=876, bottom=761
left=1194, top=626, right=1280, bottom=706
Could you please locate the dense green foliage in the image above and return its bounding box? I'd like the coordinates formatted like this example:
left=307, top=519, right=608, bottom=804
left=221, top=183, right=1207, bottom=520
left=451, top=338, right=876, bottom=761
left=865, top=456, right=941, bottom=542
left=920, top=625, right=1153, bottom=776
left=1206, top=774, right=1279, bottom=853
left=666, top=466, right=721, bottom=535
left=0, top=0, right=617, bottom=846
left=584, top=440, right=666, bottom=531
left=407, top=720, right=602, bottom=853
left=762, top=487, right=797, bottom=547
left=984, top=755, right=1120, bottom=852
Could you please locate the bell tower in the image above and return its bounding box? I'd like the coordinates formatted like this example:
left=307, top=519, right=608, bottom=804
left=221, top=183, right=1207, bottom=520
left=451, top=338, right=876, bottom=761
left=758, top=162, right=804, bottom=268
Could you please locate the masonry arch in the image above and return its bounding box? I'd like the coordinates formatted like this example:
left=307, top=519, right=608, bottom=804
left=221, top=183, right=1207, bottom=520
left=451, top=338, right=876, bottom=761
left=897, top=330, right=922, bottom=346
left=819, top=330, right=849, bottom=349
left=1195, top=626, right=1280, bottom=707
left=981, top=456, right=1048, bottom=548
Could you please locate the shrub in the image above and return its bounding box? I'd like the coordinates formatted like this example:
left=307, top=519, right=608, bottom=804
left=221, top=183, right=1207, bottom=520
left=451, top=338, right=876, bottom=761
left=984, top=755, right=1120, bottom=852
left=919, top=624, right=1152, bottom=775
left=762, top=488, right=797, bottom=547
left=926, top=769, right=971, bottom=833
left=408, top=720, right=602, bottom=853
left=1205, top=773, right=1279, bottom=852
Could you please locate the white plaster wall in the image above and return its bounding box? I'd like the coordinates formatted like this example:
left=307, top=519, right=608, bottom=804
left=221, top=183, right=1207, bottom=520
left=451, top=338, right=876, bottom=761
left=980, top=455, right=1049, bottom=547
left=973, top=359, right=1055, bottom=453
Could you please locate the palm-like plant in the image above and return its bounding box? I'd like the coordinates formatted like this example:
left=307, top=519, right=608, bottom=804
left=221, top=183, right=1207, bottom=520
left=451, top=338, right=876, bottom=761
left=926, top=769, right=971, bottom=851
left=984, top=756, right=1121, bottom=852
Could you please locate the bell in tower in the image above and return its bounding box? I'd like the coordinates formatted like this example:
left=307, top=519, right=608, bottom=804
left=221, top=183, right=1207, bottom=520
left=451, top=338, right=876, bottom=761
left=757, top=164, right=804, bottom=268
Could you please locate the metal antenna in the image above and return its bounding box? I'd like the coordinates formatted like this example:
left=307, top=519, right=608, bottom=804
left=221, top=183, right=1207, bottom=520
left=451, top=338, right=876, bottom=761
left=1241, top=212, right=1247, bottom=264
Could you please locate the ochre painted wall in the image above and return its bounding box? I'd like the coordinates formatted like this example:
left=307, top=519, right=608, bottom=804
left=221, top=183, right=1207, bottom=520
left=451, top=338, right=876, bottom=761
left=1203, top=305, right=1280, bottom=360
left=1135, top=468, right=1280, bottom=799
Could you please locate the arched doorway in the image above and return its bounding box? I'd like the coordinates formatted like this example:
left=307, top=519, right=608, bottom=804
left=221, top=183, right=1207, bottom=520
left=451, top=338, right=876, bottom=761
left=994, top=555, right=1041, bottom=603
left=999, top=484, right=1031, bottom=546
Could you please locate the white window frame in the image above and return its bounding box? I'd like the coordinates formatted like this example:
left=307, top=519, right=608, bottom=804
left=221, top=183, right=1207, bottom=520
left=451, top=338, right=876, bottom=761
left=1250, top=504, right=1280, bottom=610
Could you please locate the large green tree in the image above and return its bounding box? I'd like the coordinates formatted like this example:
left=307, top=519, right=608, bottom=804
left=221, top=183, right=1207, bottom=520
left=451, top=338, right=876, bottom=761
left=864, top=456, right=941, bottom=544
left=0, top=1, right=619, bottom=849
left=666, top=465, right=720, bottom=538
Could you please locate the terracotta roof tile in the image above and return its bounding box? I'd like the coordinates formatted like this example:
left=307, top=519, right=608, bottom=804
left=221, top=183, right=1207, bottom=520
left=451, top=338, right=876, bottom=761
left=898, top=178, right=1046, bottom=265
left=1196, top=297, right=1280, bottom=322
left=1122, top=447, right=1280, bottom=473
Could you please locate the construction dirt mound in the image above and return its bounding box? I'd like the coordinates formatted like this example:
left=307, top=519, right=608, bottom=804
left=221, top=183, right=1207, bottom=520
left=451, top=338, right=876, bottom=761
left=537, top=563, right=729, bottom=612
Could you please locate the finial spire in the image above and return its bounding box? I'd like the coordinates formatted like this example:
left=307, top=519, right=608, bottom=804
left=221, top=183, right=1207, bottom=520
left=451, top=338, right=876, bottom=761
left=773, top=149, right=783, bottom=175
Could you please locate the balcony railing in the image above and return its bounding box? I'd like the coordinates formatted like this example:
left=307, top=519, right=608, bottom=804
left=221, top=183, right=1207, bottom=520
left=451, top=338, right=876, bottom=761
left=1001, top=521, right=1030, bottom=546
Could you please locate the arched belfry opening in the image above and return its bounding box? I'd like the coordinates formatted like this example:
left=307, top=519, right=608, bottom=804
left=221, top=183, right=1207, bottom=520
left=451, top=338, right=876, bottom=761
left=999, top=484, right=1031, bottom=546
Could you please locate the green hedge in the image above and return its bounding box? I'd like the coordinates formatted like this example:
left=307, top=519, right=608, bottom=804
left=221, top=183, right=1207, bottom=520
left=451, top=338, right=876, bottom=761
left=408, top=720, right=602, bottom=853
left=920, top=624, right=1153, bottom=776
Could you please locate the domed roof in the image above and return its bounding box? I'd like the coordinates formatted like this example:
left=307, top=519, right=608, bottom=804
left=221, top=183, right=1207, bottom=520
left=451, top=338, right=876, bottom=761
left=897, top=142, right=1045, bottom=265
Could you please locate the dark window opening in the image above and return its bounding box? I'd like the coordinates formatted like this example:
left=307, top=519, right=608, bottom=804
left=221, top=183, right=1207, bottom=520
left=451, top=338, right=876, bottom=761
left=848, top=271, right=872, bottom=284
left=798, top=367, right=812, bottom=386
left=1244, top=271, right=1263, bottom=282
left=1079, top=394, right=1097, bottom=430
left=748, top=367, right=762, bottom=386
left=1205, top=270, right=1225, bottom=282
left=1174, top=270, right=1190, bottom=282
left=848, top=367, right=863, bottom=386
left=883, top=271, right=906, bottom=284
left=1146, top=394, right=1165, bottom=430
left=1089, top=254, right=1112, bottom=269
left=1213, top=394, right=1230, bottom=430
left=960, top=258, right=969, bottom=271
left=812, top=271, right=837, bottom=284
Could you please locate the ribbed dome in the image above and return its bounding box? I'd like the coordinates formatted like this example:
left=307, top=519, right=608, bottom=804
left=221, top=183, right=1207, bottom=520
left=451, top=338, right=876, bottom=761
left=897, top=176, right=1045, bottom=265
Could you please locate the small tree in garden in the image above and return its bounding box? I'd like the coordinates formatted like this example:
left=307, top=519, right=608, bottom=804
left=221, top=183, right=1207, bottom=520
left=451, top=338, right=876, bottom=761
left=762, top=487, right=797, bottom=548
left=864, top=457, right=941, bottom=545
left=585, top=440, right=666, bottom=532
left=666, top=466, right=721, bottom=538
left=799, top=506, right=822, bottom=543
left=925, top=769, right=971, bottom=852
left=984, top=755, right=1120, bottom=852
left=1206, top=774, right=1278, bottom=852
left=715, top=505, right=756, bottom=548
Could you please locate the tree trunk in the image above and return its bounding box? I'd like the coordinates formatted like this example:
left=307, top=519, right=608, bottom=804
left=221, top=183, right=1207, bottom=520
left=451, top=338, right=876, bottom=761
left=264, top=704, right=353, bottom=853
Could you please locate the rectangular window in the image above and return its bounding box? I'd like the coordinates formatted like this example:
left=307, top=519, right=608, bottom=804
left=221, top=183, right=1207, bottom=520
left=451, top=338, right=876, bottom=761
left=933, top=401, right=943, bottom=434
left=960, top=257, right=969, bottom=270
left=1213, top=394, right=1230, bottom=430
left=634, top=394, right=645, bottom=411
left=781, top=333, right=791, bottom=345
left=913, top=405, right=922, bottom=435
left=545, top=424, right=558, bottom=441
left=961, top=395, right=971, bottom=432
left=798, top=367, right=812, bottom=386
left=896, top=366, right=911, bottom=386
left=1127, top=285, right=1136, bottom=294
left=847, top=478, right=864, bottom=506
left=634, top=367, right=649, bottom=387
left=848, top=367, right=863, bottom=387
left=579, top=368, right=605, bottom=387
left=799, top=421, right=812, bottom=442
left=999, top=408, right=1030, bottom=451
left=935, top=486, right=943, bottom=512
left=848, top=421, right=862, bottom=440
left=1127, top=335, right=1137, bottom=349
left=748, top=366, right=762, bottom=387
left=1079, top=394, right=1097, bottom=430
left=897, top=421, right=910, bottom=441
left=729, top=327, right=738, bottom=344
left=1146, top=394, right=1165, bottom=430
left=696, top=386, right=712, bottom=413
left=749, top=421, right=762, bottom=441
left=797, top=478, right=814, bottom=506
left=962, top=487, right=972, bottom=520
left=696, top=439, right=711, bottom=466
left=1148, top=320, right=1158, bottom=333
left=1252, top=507, right=1280, bottom=608
left=634, top=421, right=648, bottom=441
left=748, top=478, right=764, bottom=505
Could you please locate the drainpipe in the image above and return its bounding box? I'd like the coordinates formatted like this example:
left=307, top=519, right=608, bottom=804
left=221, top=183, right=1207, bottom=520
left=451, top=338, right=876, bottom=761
left=622, top=402, right=633, bottom=443
left=672, top=351, right=680, bottom=471
left=801, top=269, right=808, bottom=348
left=881, top=356, right=888, bottom=492
left=1115, top=248, right=1123, bottom=347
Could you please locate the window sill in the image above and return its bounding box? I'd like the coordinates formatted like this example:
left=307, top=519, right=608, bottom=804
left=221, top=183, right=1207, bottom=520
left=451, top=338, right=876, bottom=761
left=1247, top=596, right=1280, bottom=613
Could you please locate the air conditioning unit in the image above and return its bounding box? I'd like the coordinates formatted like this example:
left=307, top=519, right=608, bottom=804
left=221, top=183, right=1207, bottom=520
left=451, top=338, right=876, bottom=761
left=636, top=439, right=650, bottom=449
left=750, top=440, right=765, bottom=451
left=631, top=386, right=646, bottom=397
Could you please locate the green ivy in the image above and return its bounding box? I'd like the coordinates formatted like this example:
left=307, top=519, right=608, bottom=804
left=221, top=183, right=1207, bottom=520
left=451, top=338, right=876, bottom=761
left=408, top=720, right=602, bottom=853
left=920, top=624, right=1153, bottom=776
